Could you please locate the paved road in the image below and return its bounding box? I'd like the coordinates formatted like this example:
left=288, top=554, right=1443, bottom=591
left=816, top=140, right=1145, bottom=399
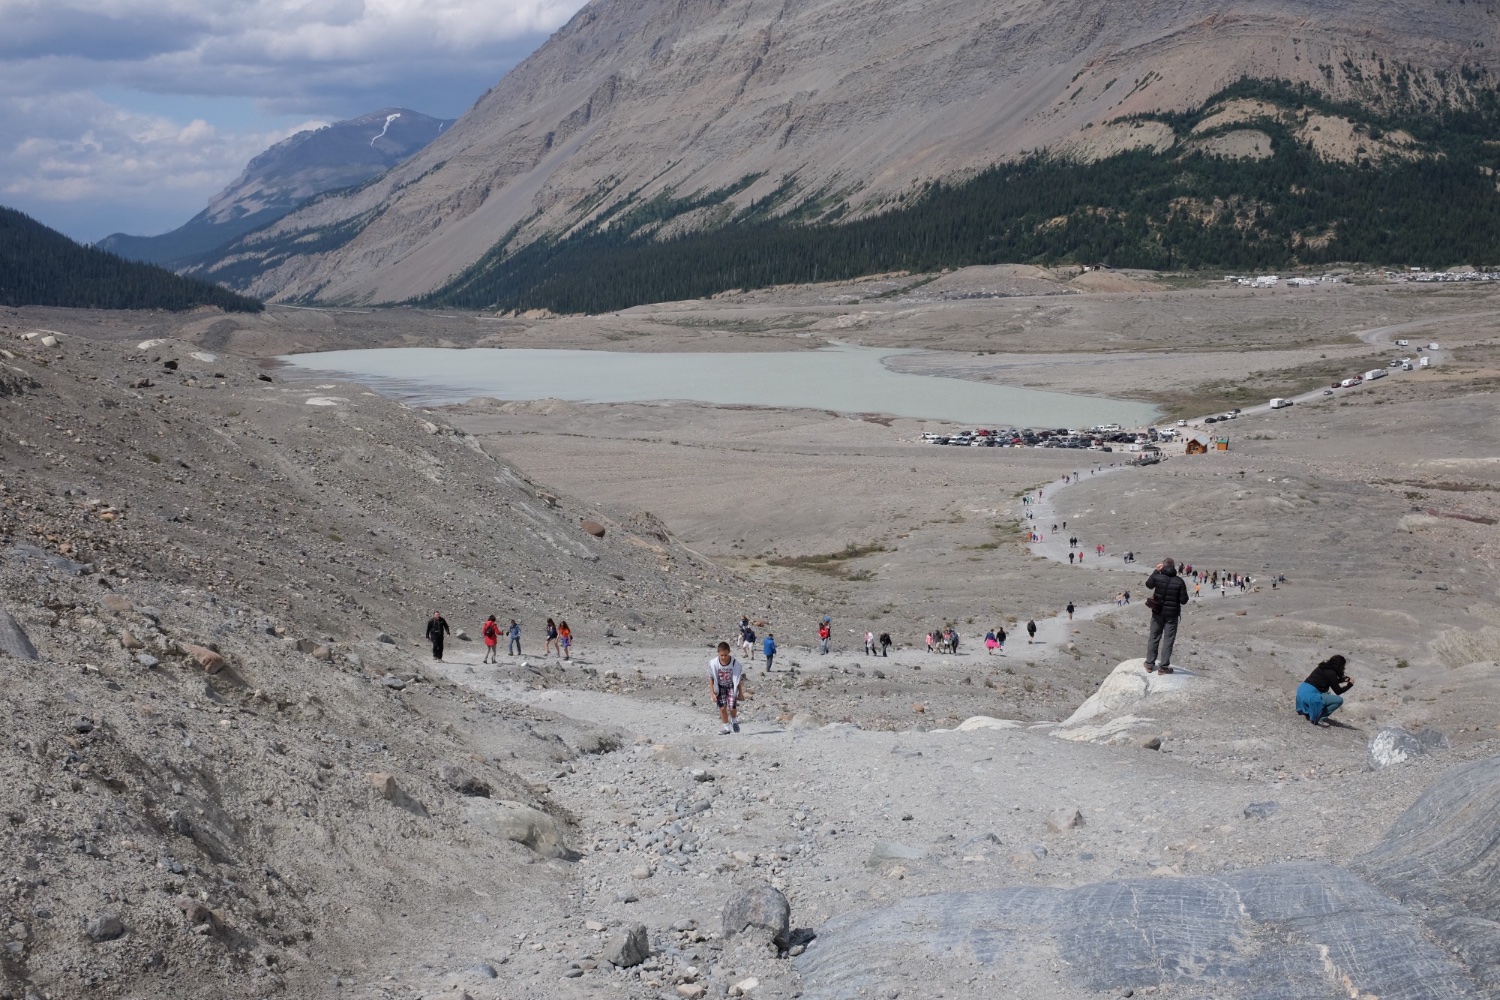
left=1177, top=311, right=1487, bottom=428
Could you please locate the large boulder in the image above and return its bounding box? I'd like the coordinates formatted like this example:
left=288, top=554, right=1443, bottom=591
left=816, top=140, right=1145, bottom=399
left=797, top=755, right=1500, bottom=1000
left=723, top=884, right=791, bottom=948
left=462, top=799, right=574, bottom=859
left=604, top=923, right=649, bottom=968
left=1367, top=726, right=1450, bottom=770
left=1053, top=658, right=1197, bottom=744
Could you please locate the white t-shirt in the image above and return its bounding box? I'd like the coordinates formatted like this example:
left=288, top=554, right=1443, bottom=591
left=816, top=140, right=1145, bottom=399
left=708, top=656, right=743, bottom=690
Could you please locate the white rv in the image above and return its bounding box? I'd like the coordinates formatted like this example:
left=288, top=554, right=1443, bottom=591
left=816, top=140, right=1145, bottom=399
left=1269, top=398, right=1292, bottom=409
left=1364, top=369, right=1388, bottom=380
left=1420, top=356, right=1431, bottom=368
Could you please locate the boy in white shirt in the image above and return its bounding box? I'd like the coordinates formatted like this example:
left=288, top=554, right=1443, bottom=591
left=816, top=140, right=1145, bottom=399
left=708, top=641, right=744, bottom=734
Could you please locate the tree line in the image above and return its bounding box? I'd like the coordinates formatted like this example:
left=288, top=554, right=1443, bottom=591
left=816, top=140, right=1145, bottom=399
left=0, top=206, right=263, bottom=312
left=421, top=79, right=1500, bottom=314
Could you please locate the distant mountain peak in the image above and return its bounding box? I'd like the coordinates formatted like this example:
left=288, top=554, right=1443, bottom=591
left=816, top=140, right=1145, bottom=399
left=97, top=106, right=455, bottom=269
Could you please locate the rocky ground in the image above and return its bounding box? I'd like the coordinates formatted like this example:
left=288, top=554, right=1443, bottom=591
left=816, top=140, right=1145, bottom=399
left=3, top=271, right=1500, bottom=999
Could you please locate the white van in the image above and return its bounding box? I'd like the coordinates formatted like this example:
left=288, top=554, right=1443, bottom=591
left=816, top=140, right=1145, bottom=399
left=1269, top=398, right=1291, bottom=409
left=1401, top=359, right=1413, bottom=371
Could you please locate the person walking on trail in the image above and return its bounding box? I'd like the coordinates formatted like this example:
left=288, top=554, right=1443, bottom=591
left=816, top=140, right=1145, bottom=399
left=926, top=631, right=935, bottom=653
left=865, top=630, right=876, bottom=656
left=506, top=619, right=522, bottom=656
left=763, top=632, right=777, bottom=672
left=543, top=617, right=560, bottom=657
left=558, top=620, right=572, bottom=660
left=709, top=641, right=744, bottom=734
left=985, top=630, right=999, bottom=655
left=1069, top=552, right=1075, bottom=565
left=879, top=632, right=892, bottom=657
left=426, top=611, right=450, bottom=661
left=950, top=628, right=961, bottom=655
left=1066, top=601, right=1075, bottom=621
left=740, top=621, right=756, bottom=661
left=1144, top=557, right=1190, bottom=674
left=1297, top=655, right=1354, bottom=724
left=481, top=615, right=500, bottom=663
left=996, top=624, right=1006, bottom=652
left=1026, top=619, right=1037, bottom=644
left=818, top=618, right=832, bottom=655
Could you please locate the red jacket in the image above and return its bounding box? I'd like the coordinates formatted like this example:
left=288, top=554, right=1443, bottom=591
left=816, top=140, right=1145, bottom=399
left=482, top=621, right=500, bottom=645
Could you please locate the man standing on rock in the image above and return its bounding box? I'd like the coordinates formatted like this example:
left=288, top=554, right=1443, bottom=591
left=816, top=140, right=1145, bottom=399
left=426, top=611, right=450, bottom=661
left=1144, top=557, right=1190, bottom=674
left=709, top=641, right=744, bottom=733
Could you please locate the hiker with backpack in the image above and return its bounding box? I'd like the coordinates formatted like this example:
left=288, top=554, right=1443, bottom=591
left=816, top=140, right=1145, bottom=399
left=818, top=617, right=832, bottom=654
left=708, top=641, right=745, bottom=734
left=1026, top=619, right=1037, bottom=644
left=482, top=615, right=500, bottom=663
left=426, top=611, right=450, bottom=661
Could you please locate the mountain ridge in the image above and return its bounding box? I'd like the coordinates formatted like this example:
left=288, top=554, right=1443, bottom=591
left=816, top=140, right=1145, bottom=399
left=98, top=107, right=453, bottom=269
left=182, top=0, right=1500, bottom=305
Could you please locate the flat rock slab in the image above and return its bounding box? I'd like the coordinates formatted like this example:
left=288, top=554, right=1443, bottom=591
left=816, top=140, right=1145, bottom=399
left=799, top=755, right=1500, bottom=1000
left=0, top=609, right=38, bottom=660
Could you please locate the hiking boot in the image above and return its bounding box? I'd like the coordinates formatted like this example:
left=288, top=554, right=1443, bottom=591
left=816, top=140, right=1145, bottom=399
left=1157, top=665, right=1174, bottom=674
left=1145, top=663, right=1156, bottom=673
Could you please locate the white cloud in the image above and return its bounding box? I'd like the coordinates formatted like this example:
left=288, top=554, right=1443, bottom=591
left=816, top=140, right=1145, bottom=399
left=0, top=90, right=324, bottom=238
left=0, top=0, right=583, bottom=238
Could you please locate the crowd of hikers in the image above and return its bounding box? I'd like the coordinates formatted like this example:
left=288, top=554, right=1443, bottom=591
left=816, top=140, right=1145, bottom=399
left=424, top=612, right=569, bottom=663
left=417, top=552, right=1346, bottom=738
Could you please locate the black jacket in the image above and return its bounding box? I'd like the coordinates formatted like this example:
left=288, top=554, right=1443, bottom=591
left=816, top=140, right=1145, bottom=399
left=1304, top=662, right=1353, bottom=694
left=426, top=616, right=450, bottom=641
left=1145, top=568, right=1189, bottom=619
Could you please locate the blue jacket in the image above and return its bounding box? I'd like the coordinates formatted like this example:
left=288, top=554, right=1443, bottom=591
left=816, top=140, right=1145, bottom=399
left=763, top=636, right=776, bottom=656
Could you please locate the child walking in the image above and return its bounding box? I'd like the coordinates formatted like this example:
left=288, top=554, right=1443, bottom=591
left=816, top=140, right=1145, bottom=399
left=708, top=642, right=744, bottom=734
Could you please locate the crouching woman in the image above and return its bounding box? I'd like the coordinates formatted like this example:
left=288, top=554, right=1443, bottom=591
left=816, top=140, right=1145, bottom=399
left=1297, top=655, right=1354, bottom=724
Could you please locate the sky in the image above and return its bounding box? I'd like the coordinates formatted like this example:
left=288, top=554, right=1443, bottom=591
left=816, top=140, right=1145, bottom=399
left=0, top=0, right=586, bottom=243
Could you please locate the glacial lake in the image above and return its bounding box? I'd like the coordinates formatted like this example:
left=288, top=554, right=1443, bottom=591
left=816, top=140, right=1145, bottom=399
left=282, top=344, right=1159, bottom=427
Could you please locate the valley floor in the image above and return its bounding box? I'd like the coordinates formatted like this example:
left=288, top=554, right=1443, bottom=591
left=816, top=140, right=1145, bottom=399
left=2, top=267, right=1499, bottom=998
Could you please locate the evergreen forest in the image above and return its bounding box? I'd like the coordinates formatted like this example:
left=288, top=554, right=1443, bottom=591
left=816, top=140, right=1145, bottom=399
left=0, top=207, right=263, bottom=313
left=423, top=80, right=1500, bottom=314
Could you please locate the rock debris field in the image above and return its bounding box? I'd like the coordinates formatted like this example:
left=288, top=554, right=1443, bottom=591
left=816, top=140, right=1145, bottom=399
left=2, top=302, right=1500, bottom=1000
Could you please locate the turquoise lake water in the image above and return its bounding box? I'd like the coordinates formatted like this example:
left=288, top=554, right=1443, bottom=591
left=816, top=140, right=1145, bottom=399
left=283, top=343, right=1159, bottom=427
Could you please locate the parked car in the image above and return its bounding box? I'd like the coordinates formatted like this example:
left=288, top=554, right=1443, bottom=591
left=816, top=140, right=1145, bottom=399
left=1322, top=388, right=1334, bottom=395
left=1204, top=415, right=1219, bottom=424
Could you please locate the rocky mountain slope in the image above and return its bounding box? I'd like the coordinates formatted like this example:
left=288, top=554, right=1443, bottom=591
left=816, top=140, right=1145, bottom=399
left=186, top=0, right=1500, bottom=305
left=98, top=108, right=453, bottom=270
left=0, top=318, right=790, bottom=997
